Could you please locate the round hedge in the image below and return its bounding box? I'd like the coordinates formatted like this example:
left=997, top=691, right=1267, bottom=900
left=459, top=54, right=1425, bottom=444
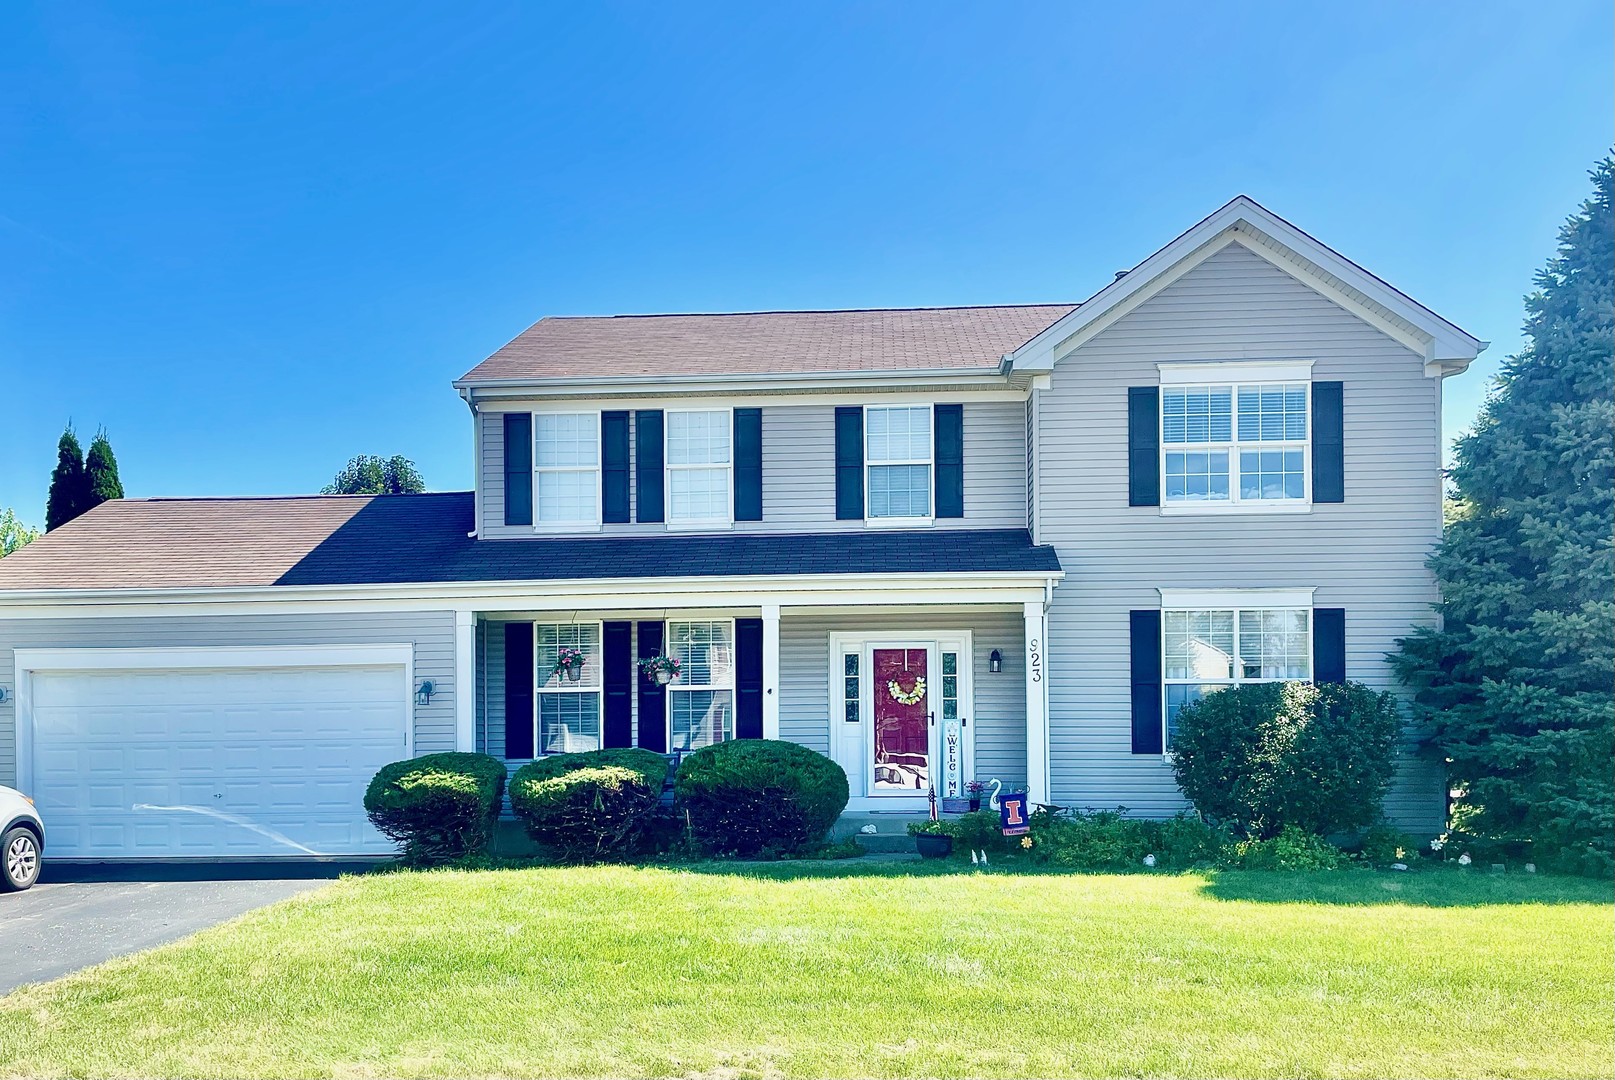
left=363, top=752, right=506, bottom=864
left=674, top=739, right=849, bottom=856
left=509, top=748, right=669, bottom=862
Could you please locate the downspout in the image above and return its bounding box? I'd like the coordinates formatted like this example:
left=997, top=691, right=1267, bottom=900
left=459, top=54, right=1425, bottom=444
left=460, top=387, right=480, bottom=540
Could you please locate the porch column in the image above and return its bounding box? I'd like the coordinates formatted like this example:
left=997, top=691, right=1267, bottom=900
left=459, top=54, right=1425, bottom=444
left=454, top=609, right=476, bottom=752
left=1023, top=600, right=1050, bottom=806
left=761, top=603, right=781, bottom=740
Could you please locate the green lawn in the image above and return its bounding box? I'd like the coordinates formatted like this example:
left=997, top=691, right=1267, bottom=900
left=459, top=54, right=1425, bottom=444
left=1, top=862, right=1609, bottom=1079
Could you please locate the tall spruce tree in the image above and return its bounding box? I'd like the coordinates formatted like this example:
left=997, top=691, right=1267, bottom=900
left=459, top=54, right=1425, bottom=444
left=43, top=425, right=89, bottom=531
left=1392, top=157, right=1615, bottom=875
left=84, top=429, right=126, bottom=510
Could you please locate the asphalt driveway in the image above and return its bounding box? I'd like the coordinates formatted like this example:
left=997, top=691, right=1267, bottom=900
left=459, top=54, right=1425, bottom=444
left=0, top=861, right=372, bottom=995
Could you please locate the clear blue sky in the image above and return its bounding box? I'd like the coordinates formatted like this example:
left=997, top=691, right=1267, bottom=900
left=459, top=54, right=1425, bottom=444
left=2, top=2, right=1610, bottom=522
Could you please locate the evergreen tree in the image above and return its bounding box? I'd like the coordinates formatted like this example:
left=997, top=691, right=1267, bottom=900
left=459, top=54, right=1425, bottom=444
left=43, top=425, right=89, bottom=531
left=321, top=454, right=426, bottom=495
left=1393, top=156, right=1615, bottom=875
left=84, top=428, right=126, bottom=510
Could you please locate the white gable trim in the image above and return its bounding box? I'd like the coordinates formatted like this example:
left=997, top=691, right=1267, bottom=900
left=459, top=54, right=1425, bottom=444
left=1008, top=196, right=1485, bottom=378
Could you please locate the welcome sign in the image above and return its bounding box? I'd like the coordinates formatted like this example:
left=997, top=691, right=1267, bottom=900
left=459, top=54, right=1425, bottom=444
left=940, top=719, right=964, bottom=798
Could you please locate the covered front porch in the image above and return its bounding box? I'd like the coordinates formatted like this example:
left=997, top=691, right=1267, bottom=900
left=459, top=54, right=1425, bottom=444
left=451, top=572, right=1057, bottom=807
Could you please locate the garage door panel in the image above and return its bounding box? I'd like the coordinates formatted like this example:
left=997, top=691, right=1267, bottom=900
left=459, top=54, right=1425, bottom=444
left=30, top=661, right=409, bottom=858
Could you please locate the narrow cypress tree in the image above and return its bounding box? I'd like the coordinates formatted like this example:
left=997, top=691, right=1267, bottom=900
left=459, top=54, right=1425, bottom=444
left=85, top=429, right=126, bottom=510
left=44, top=425, right=88, bottom=531
left=1392, top=156, right=1615, bottom=875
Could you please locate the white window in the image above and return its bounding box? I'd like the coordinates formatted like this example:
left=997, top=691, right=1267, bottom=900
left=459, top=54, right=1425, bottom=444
left=666, top=410, right=732, bottom=525
left=1161, top=382, right=1309, bottom=507
left=1162, top=607, right=1311, bottom=746
left=534, top=412, right=600, bottom=526
left=668, top=619, right=735, bottom=751
left=534, top=623, right=602, bottom=755
left=866, top=405, right=932, bottom=520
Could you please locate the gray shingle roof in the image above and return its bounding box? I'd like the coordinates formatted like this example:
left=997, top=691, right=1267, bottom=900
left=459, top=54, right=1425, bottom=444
left=0, top=493, right=1061, bottom=592
left=458, top=304, right=1077, bottom=383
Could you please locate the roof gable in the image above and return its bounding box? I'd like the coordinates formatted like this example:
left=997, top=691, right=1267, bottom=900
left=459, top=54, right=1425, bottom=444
left=1008, top=196, right=1486, bottom=377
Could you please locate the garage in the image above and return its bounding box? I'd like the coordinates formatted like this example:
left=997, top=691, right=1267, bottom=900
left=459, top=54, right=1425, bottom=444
left=16, top=645, right=412, bottom=859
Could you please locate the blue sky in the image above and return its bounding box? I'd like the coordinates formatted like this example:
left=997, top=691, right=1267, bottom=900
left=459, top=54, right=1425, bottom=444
left=1, top=2, right=1610, bottom=521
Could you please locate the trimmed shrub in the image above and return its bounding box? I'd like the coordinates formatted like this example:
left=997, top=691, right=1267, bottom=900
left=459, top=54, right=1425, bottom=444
left=364, top=752, right=506, bottom=864
left=510, top=748, right=669, bottom=862
left=1151, top=813, right=1234, bottom=868
left=944, top=809, right=1014, bottom=853
left=1355, top=824, right=1421, bottom=866
left=1170, top=680, right=1401, bottom=838
left=675, top=740, right=849, bottom=857
left=1234, top=826, right=1345, bottom=871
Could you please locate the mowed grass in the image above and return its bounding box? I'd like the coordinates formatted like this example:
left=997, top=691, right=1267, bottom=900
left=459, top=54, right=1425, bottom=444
left=0, top=862, right=1609, bottom=1079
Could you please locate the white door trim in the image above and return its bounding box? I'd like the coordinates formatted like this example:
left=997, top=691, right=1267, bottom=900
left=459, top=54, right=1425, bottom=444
left=13, top=643, right=415, bottom=796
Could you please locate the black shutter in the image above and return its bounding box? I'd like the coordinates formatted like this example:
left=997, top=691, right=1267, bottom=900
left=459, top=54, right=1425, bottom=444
left=636, top=622, right=666, bottom=752
left=834, top=406, right=863, bottom=520
left=603, top=621, right=633, bottom=747
left=734, top=408, right=763, bottom=522
left=1312, top=382, right=1344, bottom=503
left=1127, top=387, right=1159, bottom=507
left=503, top=413, right=533, bottom=526
left=735, top=617, right=764, bottom=739
left=503, top=622, right=534, bottom=758
left=935, top=403, right=964, bottom=519
left=1314, top=608, right=1346, bottom=684
left=1129, top=610, right=1164, bottom=755
left=635, top=410, right=664, bottom=523
left=602, top=411, right=630, bottom=524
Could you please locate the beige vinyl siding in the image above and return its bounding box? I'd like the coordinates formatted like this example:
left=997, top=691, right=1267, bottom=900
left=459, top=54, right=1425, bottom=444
left=1036, top=242, right=1446, bottom=832
left=479, top=402, right=1028, bottom=539
left=0, top=610, right=455, bottom=788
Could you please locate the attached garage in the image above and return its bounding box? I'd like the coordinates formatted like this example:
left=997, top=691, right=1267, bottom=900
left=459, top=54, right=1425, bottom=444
left=15, top=645, right=413, bottom=859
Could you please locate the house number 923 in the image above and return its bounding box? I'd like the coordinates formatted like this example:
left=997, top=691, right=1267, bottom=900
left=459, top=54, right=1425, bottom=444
left=1028, top=638, right=1043, bottom=683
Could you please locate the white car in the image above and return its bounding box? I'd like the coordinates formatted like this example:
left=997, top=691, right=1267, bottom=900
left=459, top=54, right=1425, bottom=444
left=0, top=786, right=43, bottom=891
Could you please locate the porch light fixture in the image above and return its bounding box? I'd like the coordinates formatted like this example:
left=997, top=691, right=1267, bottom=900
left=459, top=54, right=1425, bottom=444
left=416, top=680, right=435, bottom=706
left=989, top=649, right=1003, bottom=674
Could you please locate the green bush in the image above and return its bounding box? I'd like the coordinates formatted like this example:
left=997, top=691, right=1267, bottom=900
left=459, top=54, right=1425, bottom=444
left=1018, top=810, right=1235, bottom=871
left=944, top=809, right=1014, bottom=853
left=1151, top=813, right=1233, bottom=868
left=1234, top=826, right=1345, bottom=870
left=509, top=749, right=669, bottom=862
left=675, top=740, right=849, bottom=857
left=363, top=752, right=506, bottom=864
left=1355, top=824, right=1421, bottom=866
left=1170, top=680, right=1401, bottom=838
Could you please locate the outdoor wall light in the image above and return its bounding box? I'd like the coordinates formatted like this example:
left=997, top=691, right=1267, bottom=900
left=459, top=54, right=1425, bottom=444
left=416, top=680, right=435, bottom=706
left=988, top=649, right=1003, bottom=674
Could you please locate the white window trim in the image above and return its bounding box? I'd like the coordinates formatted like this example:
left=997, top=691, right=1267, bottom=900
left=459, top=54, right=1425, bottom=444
left=1157, top=373, right=1314, bottom=516
left=1159, top=601, right=1315, bottom=757
left=664, top=407, right=735, bottom=530
left=666, top=617, right=738, bottom=751
left=865, top=402, right=935, bottom=527
left=532, top=620, right=605, bottom=757
left=532, top=408, right=603, bottom=533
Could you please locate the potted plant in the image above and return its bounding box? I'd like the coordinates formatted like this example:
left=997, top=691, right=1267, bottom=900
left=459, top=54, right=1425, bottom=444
left=907, top=820, right=954, bottom=859
left=638, top=653, right=681, bottom=686
left=552, top=646, right=586, bottom=684
left=965, top=779, right=987, bottom=812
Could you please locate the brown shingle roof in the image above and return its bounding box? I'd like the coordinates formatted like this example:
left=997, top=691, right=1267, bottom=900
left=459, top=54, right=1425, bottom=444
left=458, top=304, right=1078, bottom=383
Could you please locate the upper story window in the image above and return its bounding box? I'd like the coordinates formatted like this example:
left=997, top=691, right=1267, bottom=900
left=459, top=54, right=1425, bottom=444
left=1163, top=606, right=1311, bottom=745
left=535, top=412, right=600, bottom=527
left=1161, top=380, right=1309, bottom=508
left=666, top=409, right=732, bottom=526
left=866, top=405, right=932, bottom=520
left=668, top=619, right=735, bottom=751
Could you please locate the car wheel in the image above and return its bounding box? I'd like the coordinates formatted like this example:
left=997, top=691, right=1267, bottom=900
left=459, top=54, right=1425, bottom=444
left=2, top=826, right=41, bottom=891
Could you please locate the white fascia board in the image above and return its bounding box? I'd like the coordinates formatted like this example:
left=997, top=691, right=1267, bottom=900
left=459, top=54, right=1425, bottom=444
left=1157, top=587, right=1316, bottom=609
left=1009, top=195, right=1486, bottom=375
left=14, top=643, right=414, bottom=672
left=456, top=367, right=1019, bottom=400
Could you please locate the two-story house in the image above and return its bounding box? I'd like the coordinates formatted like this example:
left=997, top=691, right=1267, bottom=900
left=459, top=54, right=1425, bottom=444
left=0, top=197, right=1485, bottom=860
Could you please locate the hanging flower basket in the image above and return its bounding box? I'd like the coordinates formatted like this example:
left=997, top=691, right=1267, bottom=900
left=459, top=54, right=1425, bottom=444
left=552, top=647, right=586, bottom=684
left=639, top=653, right=681, bottom=686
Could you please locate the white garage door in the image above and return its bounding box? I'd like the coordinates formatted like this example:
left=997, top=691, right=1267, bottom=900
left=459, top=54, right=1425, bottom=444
left=24, top=649, right=411, bottom=859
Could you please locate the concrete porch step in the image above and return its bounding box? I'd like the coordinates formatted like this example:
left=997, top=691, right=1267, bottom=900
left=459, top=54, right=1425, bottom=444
left=833, top=811, right=930, bottom=854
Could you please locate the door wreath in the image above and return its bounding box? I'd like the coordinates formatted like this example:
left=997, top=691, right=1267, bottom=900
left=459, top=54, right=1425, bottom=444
left=886, top=675, right=926, bottom=706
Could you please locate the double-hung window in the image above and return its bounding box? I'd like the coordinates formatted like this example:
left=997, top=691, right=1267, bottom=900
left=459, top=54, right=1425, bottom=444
left=668, top=619, right=735, bottom=751
left=1162, top=607, right=1311, bottom=745
left=534, top=412, right=600, bottom=527
left=866, top=405, right=932, bottom=520
left=534, top=622, right=602, bottom=754
left=666, top=410, right=732, bottom=525
left=1160, top=365, right=1310, bottom=510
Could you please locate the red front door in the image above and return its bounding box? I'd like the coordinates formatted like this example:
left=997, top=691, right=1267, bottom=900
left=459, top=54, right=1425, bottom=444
left=872, top=648, right=929, bottom=791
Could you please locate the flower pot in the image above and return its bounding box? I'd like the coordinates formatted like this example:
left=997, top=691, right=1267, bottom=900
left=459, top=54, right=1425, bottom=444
left=564, top=666, right=582, bottom=684
left=653, top=669, right=675, bottom=686
left=914, top=833, right=953, bottom=860
left=968, top=798, right=981, bottom=812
